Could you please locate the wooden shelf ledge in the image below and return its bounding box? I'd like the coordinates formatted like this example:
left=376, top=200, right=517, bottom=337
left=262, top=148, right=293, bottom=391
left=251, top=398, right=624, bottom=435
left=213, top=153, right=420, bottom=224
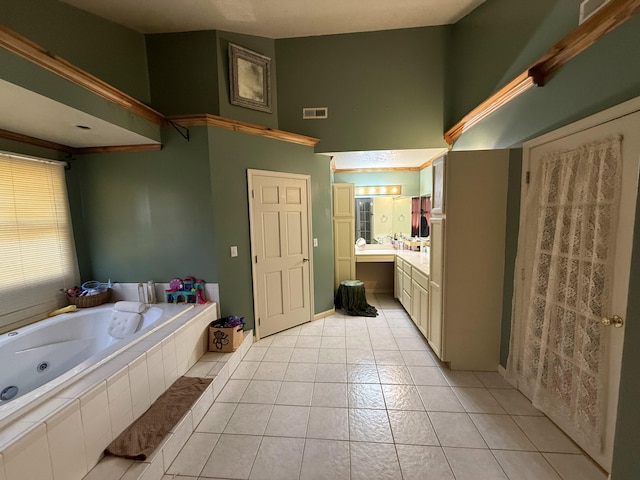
left=168, top=114, right=320, bottom=147
left=445, top=0, right=640, bottom=145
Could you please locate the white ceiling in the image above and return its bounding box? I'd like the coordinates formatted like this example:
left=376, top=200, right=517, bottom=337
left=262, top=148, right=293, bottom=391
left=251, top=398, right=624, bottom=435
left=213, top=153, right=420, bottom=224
left=0, top=79, right=159, bottom=148
left=4, top=1, right=485, bottom=165
left=61, top=0, right=485, bottom=38
left=329, top=148, right=448, bottom=170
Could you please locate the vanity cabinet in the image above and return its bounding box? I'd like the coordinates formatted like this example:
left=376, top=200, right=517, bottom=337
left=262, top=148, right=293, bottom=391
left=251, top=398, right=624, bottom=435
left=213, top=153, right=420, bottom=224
left=410, top=268, right=429, bottom=337
left=429, top=150, right=509, bottom=371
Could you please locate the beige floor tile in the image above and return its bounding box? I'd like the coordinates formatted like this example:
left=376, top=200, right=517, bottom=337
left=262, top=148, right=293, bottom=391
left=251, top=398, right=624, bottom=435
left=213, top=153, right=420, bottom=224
left=196, top=402, right=237, bottom=433
left=452, top=387, right=507, bottom=414
left=349, top=408, right=393, bottom=443
left=311, top=382, right=348, bottom=407
left=223, top=403, right=272, bottom=435
left=315, top=363, right=347, bottom=383
left=470, top=413, right=536, bottom=451
left=382, top=384, right=425, bottom=410
left=348, top=383, right=386, bottom=409
left=396, top=445, right=455, bottom=480
left=388, top=410, right=439, bottom=445
left=307, top=406, right=349, bottom=440
left=299, top=439, right=350, bottom=480
left=239, top=380, right=281, bottom=404
left=350, top=442, right=402, bottom=480
left=284, top=363, right=318, bottom=382
left=512, top=416, right=581, bottom=453
left=416, top=386, right=466, bottom=412
left=166, top=432, right=219, bottom=476
left=493, top=450, right=562, bottom=480
left=443, top=447, right=508, bottom=480
left=264, top=405, right=310, bottom=437
left=200, top=434, right=262, bottom=479
left=428, top=412, right=487, bottom=448
left=542, top=453, right=608, bottom=480
left=249, top=436, right=305, bottom=480
left=275, top=381, right=314, bottom=406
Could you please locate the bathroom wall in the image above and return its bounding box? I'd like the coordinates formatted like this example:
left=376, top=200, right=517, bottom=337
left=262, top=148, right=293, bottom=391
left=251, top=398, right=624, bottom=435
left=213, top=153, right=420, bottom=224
left=333, top=170, right=421, bottom=198
left=276, top=27, right=449, bottom=153
left=72, top=127, right=217, bottom=286
left=207, top=127, right=334, bottom=327
left=0, top=0, right=150, bottom=102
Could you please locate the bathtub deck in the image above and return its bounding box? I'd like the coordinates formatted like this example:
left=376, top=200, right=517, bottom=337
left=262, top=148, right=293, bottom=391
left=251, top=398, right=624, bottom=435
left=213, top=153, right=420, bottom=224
left=82, top=330, right=253, bottom=480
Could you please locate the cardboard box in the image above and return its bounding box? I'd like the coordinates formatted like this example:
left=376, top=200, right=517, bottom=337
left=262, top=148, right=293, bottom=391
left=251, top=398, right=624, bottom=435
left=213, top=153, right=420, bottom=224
left=208, top=325, right=243, bottom=352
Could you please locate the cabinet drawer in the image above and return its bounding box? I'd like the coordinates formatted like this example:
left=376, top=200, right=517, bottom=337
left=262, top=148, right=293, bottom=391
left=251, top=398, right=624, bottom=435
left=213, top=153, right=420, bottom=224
left=402, top=270, right=412, bottom=293
left=412, top=268, right=429, bottom=290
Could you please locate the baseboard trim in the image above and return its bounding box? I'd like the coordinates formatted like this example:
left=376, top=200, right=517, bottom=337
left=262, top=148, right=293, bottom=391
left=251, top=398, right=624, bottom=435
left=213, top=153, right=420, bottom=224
left=314, top=308, right=335, bottom=321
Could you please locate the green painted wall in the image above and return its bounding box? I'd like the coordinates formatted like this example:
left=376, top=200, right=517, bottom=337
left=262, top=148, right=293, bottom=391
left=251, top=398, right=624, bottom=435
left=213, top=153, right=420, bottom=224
left=216, top=31, right=279, bottom=129
left=419, top=166, right=433, bottom=197
left=451, top=8, right=640, bottom=150
left=72, top=127, right=217, bottom=284
left=146, top=31, right=220, bottom=115
left=499, top=149, right=522, bottom=367
left=446, top=0, right=578, bottom=128
left=0, top=49, right=160, bottom=143
left=333, top=171, right=420, bottom=197
left=612, top=193, right=640, bottom=478
left=1, top=0, right=150, bottom=102
left=208, top=127, right=333, bottom=329
left=276, top=27, right=449, bottom=152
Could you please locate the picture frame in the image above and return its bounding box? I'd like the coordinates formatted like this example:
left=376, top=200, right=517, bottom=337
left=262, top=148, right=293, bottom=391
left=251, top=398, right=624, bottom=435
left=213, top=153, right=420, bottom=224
left=228, top=43, right=272, bottom=113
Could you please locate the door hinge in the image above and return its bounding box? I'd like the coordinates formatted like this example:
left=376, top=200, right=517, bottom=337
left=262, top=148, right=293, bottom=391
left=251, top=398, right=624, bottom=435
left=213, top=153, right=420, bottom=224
left=258, top=317, right=261, bottom=326
left=255, top=255, right=258, bottom=263
left=525, top=171, right=530, bottom=184
left=251, top=189, right=255, bottom=198
left=521, top=267, right=526, bottom=281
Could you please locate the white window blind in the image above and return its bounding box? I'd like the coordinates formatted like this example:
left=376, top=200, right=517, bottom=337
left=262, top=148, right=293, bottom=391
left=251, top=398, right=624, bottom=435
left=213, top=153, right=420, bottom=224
left=0, top=153, right=79, bottom=330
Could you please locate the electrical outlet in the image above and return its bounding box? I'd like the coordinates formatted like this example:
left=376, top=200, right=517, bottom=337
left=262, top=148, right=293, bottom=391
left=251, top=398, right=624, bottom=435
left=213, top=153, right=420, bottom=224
left=230, top=246, right=238, bottom=257
left=313, top=238, right=318, bottom=247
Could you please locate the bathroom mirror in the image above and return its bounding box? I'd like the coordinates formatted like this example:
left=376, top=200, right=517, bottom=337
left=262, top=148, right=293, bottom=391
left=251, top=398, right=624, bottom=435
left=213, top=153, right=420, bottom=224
left=355, top=195, right=430, bottom=244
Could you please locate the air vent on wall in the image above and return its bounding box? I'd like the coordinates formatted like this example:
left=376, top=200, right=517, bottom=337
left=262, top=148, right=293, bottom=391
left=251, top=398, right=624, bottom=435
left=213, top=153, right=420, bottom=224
left=303, top=107, right=328, bottom=119
left=579, top=0, right=610, bottom=24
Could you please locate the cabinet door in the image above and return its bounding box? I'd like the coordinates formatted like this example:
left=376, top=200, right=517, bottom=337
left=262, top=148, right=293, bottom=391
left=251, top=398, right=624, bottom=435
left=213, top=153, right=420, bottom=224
left=432, top=155, right=446, bottom=215
left=333, top=184, right=355, bottom=289
left=428, top=217, right=444, bottom=359
left=418, top=284, right=429, bottom=337
left=394, top=262, right=402, bottom=300
left=411, top=280, right=428, bottom=337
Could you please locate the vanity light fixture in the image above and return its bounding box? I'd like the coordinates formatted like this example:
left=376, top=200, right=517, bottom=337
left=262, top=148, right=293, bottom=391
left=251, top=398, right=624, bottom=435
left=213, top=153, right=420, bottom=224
left=355, top=185, right=402, bottom=196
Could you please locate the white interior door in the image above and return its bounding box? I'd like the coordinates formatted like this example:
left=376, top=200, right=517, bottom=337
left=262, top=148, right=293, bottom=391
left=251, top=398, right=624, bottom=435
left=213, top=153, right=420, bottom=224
left=519, top=100, right=640, bottom=470
left=248, top=170, right=313, bottom=338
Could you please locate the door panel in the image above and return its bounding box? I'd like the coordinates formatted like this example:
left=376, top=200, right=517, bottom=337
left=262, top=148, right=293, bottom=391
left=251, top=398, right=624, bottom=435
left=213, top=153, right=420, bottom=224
left=249, top=171, right=312, bottom=338
left=428, top=217, right=444, bottom=359
left=520, top=107, right=640, bottom=470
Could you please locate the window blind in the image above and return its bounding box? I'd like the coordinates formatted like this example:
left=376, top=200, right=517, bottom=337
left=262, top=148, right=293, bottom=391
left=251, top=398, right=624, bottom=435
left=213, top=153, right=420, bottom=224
left=0, top=153, right=79, bottom=330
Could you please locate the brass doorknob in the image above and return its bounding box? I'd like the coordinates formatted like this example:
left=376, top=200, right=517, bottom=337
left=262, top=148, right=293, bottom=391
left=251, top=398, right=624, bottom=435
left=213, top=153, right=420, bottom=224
left=601, top=315, right=624, bottom=328
left=303, top=258, right=309, bottom=263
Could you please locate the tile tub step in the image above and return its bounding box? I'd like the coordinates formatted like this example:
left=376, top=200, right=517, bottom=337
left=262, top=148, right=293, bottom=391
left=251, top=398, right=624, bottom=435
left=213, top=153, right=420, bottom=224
left=82, top=330, right=253, bottom=480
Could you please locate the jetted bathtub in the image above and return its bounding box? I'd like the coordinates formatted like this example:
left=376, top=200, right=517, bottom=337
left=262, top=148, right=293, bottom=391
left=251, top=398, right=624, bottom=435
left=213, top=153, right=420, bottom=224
left=0, top=302, right=194, bottom=426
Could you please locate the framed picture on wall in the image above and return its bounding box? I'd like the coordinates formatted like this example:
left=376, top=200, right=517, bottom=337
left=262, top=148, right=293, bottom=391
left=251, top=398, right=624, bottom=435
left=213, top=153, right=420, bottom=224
left=228, top=43, right=272, bottom=113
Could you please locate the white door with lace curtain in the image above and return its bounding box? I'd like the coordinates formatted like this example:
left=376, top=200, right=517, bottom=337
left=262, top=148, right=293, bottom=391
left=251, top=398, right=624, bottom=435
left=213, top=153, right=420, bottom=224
left=509, top=100, right=640, bottom=470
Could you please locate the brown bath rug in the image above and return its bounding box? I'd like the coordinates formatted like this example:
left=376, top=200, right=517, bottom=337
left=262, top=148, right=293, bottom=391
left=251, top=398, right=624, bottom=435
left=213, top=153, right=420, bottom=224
left=105, top=376, right=212, bottom=460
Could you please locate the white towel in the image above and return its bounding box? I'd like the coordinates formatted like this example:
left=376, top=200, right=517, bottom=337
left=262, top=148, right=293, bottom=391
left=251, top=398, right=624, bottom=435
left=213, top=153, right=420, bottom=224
left=107, top=311, right=142, bottom=339
left=114, top=301, right=146, bottom=313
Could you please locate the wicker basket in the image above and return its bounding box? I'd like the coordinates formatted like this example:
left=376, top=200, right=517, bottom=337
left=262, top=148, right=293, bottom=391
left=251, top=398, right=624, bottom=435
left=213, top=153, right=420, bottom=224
left=68, top=288, right=112, bottom=308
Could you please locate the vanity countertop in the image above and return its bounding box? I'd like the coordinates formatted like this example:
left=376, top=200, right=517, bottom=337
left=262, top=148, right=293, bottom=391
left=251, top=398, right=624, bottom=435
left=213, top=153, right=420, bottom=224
left=354, top=247, right=429, bottom=275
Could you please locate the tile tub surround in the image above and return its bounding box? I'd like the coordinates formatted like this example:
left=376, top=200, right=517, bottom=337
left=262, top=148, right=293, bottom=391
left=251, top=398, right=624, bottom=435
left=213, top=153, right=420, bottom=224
left=0, top=301, right=243, bottom=480
left=153, top=293, right=605, bottom=480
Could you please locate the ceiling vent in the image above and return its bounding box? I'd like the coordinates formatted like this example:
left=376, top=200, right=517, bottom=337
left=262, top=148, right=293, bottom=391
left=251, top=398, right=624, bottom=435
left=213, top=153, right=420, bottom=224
left=579, top=0, right=610, bottom=24
left=303, top=107, right=328, bottom=119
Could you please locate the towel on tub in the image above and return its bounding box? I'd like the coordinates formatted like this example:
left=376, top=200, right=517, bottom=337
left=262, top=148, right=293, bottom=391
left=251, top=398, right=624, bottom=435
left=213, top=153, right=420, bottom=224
left=114, top=301, right=146, bottom=313
left=107, top=310, right=142, bottom=339
left=105, top=376, right=213, bottom=460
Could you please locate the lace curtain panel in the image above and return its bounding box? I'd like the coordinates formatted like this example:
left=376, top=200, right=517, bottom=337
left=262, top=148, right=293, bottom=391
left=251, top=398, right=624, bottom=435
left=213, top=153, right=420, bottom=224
left=508, top=136, right=622, bottom=449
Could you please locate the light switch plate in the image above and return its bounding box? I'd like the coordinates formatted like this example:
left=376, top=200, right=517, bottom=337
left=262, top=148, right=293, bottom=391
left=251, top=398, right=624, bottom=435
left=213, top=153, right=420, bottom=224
left=313, top=238, right=318, bottom=247
left=230, top=246, right=238, bottom=257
